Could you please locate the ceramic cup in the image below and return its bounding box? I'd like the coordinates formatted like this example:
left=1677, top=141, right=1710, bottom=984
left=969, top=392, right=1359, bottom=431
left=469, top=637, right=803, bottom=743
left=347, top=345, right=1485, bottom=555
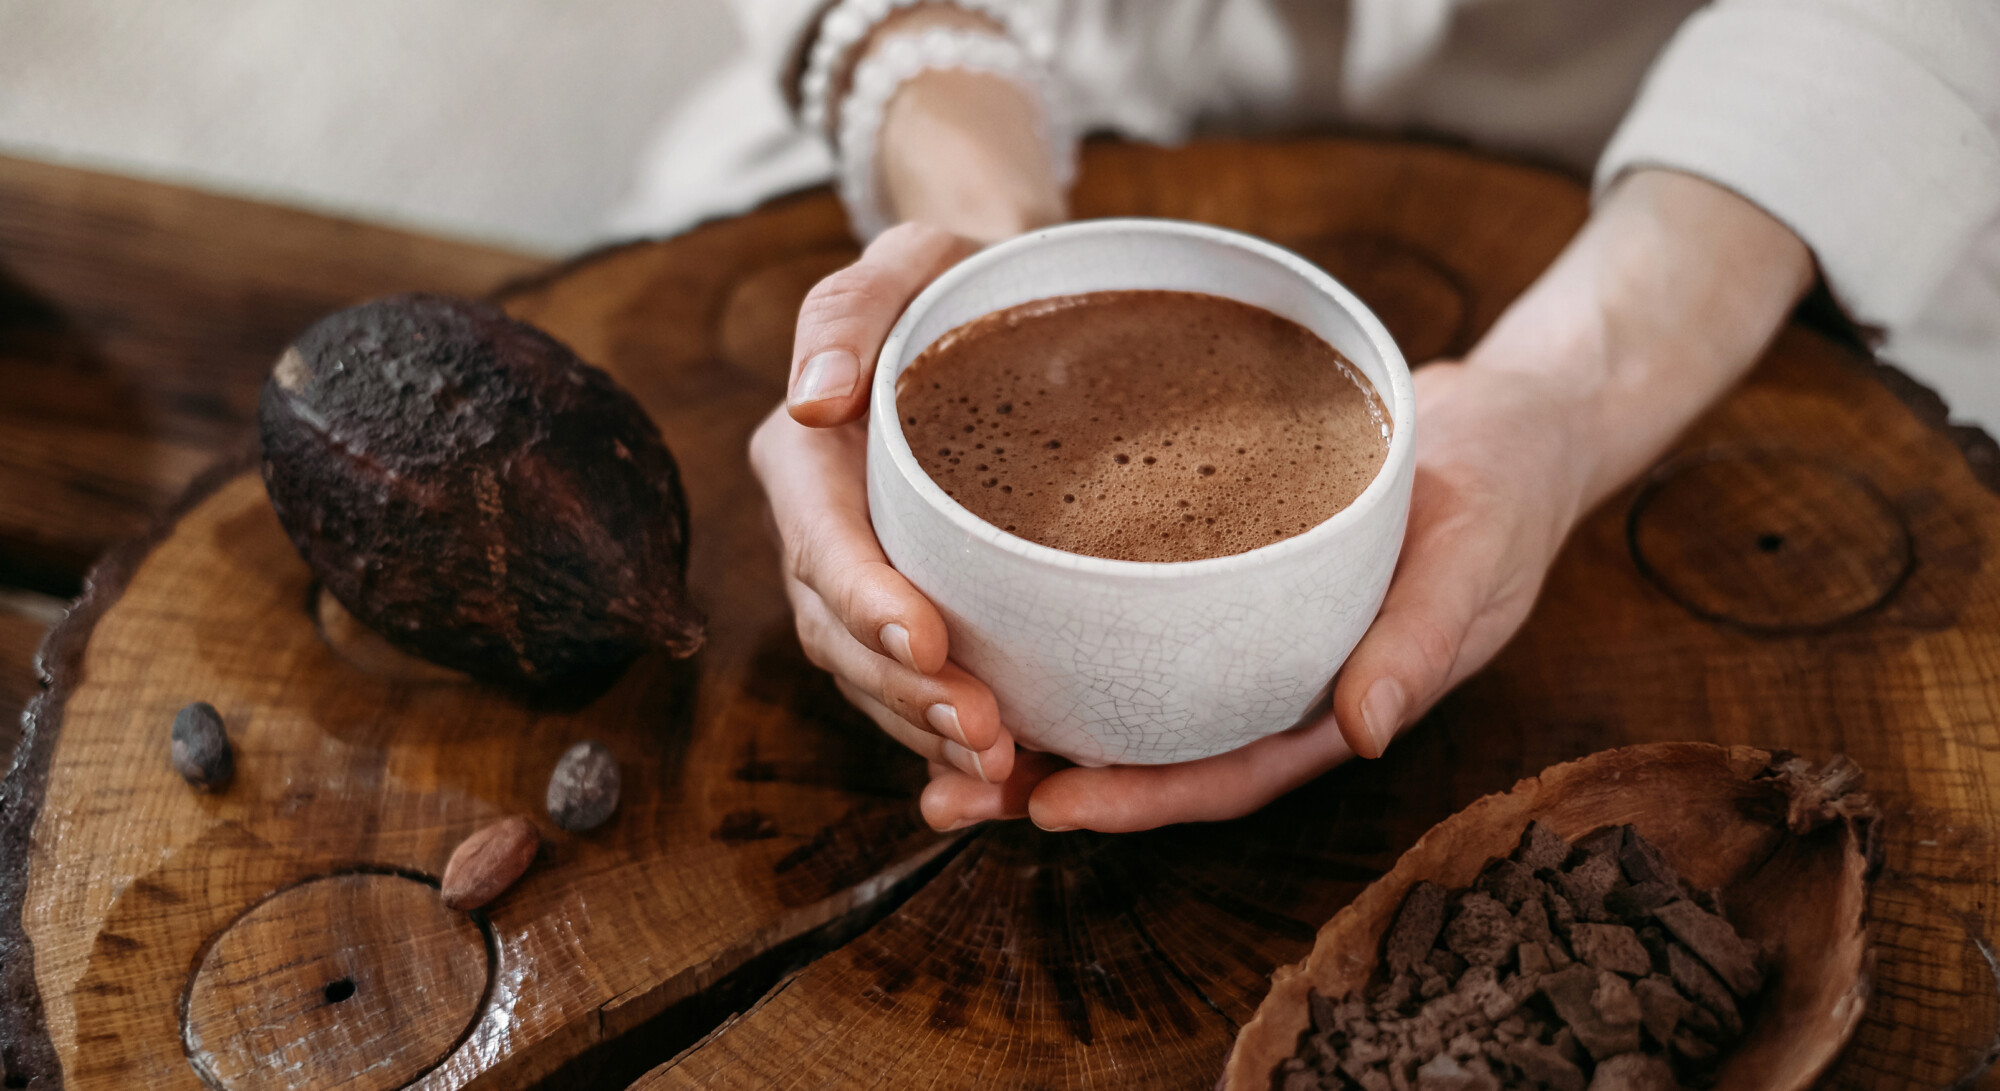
left=866, top=219, right=1415, bottom=766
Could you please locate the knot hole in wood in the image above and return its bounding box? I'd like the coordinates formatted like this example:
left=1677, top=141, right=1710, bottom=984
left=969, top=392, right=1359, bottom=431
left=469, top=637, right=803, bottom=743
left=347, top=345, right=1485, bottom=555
left=181, top=871, right=490, bottom=1091
left=1627, top=450, right=1914, bottom=633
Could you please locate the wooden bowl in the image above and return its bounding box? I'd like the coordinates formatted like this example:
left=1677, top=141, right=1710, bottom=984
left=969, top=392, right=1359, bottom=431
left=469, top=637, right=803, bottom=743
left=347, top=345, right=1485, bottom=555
left=1222, top=743, right=1877, bottom=1090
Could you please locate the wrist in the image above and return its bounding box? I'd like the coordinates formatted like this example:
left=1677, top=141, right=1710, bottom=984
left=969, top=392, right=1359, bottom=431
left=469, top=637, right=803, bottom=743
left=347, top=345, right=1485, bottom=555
left=1467, top=168, right=1812, bottom=507
left=877, top=68, right=1067, bottom=242
left=816, top=4, right=1071, bottom=243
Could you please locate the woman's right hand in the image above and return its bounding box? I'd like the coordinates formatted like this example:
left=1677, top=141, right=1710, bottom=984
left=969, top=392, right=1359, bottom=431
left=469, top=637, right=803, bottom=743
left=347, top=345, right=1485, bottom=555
left=749, top=222, right=1021, bottom=793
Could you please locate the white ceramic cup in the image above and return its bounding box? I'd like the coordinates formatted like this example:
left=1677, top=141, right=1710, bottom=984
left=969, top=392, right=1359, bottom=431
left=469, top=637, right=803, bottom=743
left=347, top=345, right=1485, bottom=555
left=866, top=219, right=1415, bottom=766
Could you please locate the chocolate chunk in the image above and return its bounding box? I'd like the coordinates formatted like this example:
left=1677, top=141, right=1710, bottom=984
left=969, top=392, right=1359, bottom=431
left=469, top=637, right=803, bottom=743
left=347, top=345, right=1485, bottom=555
left=1358, top=1071, right=1391, bottom=1091
left=1476, top=858, right=1542, bottom=909
left=1605, top=881, right=1681, bottom=923
left=1445, top=893, right=1520, bottom=968
left=1310, top=990, right=1341, bottom=1033
left=1634, top=924, right=1670, bottom=965
left=1410, top=1013, right=1444, bottom=1057
left=1555, top=851, right=1621, bottom=922
left=1515, top=821, right=1573, bottom=873
left=1570, top=923, right=1654, bottom=977
left=1633, top=974, right=1688, bottom=1046
left=1678, top=997, right=1722, bottom=1039
left=1282, top=1069, right=1324, bottom=1091
left=1378, top=972, right=1419, bottom=1014
left=1345, top=1037, right=1393, bottom=1066
left=1518, top=942, right=1553, bottom=976
left=1543, top=887, right=1578, bottom=933
left=1653, top=900, right=1764, bottom=997
left=1516, top=896, right=1554, bottom=944
left=1429, top=947, right=1468, bottom=980
left=1666, top=943, right=1742, bottom=1037
left=1540, top=966, right=1643, bottom=1060
left=1672, top=1028, right=1720, bottom=1064
left=1502, top=1039, right=1586, bottom=1091
left=1618, top=829, right=1680, bottom=887
left=1591, top=971, right=1643, bottom=1029
left=1418, top=965, right=1452, bottom=1000
left=1420, top=990, right=1474, bottom=1029
left=1388, top=881, right=1451, bottom=974
left=1416, top=1055, right=1496, bottom=1087
left=1572, top=825, right=1629, bottom=866
left=1587, top=1053, right=1681, bottom=1091
left=1455, top=965, right=1520, bottom=1022
left=1504, top=970, right=1542, bottom=1009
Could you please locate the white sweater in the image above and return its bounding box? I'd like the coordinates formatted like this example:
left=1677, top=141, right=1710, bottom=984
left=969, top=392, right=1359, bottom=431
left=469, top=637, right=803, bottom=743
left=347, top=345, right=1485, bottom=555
left=614, top=0, right=2000, bottom=427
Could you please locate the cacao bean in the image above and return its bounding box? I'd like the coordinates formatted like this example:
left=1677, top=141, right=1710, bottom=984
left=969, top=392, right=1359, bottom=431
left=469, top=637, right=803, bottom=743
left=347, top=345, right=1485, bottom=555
left=259, top=294, right=706, bottom=699
left=441, top=815, right=540, bottom=911
left=170, top=702, right=233, bottom=792
left=547, top=740, right=620, bottom=832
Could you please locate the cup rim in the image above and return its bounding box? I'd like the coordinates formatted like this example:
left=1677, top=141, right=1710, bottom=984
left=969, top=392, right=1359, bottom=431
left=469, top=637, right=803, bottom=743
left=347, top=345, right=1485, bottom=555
left=872, top=217, right=1415, bottom=580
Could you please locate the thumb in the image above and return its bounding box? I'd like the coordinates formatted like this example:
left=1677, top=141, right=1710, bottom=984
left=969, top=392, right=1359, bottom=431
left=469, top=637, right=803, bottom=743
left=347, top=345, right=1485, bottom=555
left=787, top=222, right=979, bottom=427
left=1331, top=504, right=1489, bottom=759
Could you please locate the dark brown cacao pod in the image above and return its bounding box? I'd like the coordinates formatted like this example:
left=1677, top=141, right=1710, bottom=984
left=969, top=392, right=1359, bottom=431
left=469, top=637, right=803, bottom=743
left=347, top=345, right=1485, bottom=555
left=259, top=293, right=704, bottom=696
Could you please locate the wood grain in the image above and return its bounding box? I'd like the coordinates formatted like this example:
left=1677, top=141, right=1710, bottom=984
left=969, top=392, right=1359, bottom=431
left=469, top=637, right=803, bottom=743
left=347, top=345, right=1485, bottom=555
left=0, top=155, right=544, bottom=592
left=5, top=138, right=1998, bottom=1091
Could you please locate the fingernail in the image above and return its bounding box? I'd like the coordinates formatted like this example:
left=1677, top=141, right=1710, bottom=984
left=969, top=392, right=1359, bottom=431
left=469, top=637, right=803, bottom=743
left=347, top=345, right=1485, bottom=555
left=790, top=349, right=858, bottom=406
left=1361, top=677, right=1405, bottom=756
left=879, top=623, right=916, bottom=671
left=1034, top=820, right=1076, bottom=833
left=945, top=817, right=986, bottom=831
left=925, top=703, right=970, bottom=747
left=943, top=740, right=989, bottom=782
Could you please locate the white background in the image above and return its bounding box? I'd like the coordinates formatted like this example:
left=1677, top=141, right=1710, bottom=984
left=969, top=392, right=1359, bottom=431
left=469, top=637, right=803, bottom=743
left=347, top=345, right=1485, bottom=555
left=0, top=0, right=739, bottom=254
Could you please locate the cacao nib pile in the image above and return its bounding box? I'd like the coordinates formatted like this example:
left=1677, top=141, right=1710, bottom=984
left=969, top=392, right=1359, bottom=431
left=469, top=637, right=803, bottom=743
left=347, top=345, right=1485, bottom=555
left=1279, top=823, right=1766, bottom=1091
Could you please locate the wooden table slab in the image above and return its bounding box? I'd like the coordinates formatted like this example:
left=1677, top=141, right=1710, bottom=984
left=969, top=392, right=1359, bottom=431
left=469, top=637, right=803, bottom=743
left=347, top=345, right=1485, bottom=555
left=4, top=139, right=1999, bottom=1090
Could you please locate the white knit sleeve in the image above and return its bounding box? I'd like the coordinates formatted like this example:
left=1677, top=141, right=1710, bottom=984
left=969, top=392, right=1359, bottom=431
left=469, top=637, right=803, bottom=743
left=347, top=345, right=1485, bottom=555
left=1595, top=0, right=2000, bottom=334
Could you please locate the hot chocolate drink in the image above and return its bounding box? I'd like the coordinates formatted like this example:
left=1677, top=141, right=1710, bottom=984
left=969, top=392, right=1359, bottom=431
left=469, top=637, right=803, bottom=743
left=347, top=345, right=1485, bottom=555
left=897, top=289, right=1389, bottom=563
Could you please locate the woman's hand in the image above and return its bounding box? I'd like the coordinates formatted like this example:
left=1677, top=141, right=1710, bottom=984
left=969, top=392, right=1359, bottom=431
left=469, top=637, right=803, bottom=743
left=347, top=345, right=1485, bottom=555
left=750, top=223, right=1017, bottom=785
left=749, top=18, right=1066, bottom=791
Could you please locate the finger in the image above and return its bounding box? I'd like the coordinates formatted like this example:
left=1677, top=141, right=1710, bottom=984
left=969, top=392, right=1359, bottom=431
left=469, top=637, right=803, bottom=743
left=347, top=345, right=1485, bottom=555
left=790, top=579, right=1010, bottom=755
left=921, top=749, right=1068, bottom=831
left=1024, top=720, right=1354, bottom=833
left=836, top=677, right=1013, bottom=784
left=787, top=222, right=979, bottom=427
left=750, top=407, right=951, bottom=674
left=1331, top=471, right=1492, bottom=759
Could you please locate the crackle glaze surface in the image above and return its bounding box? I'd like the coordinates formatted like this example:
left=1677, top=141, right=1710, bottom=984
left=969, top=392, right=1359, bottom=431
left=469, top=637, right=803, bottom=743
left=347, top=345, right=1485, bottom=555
left=867, top=220, right=1415, bottom=765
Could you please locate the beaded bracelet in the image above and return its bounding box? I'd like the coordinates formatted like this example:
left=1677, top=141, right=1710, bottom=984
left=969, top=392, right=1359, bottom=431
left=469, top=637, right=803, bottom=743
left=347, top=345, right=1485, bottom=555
left=797, top=0, right=1073, bottom=240
left=798, top=0, right=1054, bottom=139
left=833, top=25, right=1077, bottom=239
